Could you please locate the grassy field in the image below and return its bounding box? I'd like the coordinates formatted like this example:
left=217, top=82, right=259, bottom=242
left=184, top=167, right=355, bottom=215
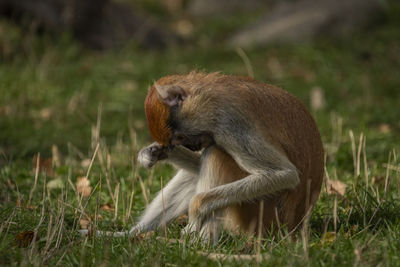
left=1, top=2, right=400, bottom=266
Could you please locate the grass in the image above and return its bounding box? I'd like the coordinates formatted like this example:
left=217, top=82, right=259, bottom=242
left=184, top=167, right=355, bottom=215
left=1, top=2, right=400, bottom=266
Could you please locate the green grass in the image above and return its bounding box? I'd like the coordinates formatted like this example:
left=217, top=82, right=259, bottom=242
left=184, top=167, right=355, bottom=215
left=1, top=2, right=400, bottom=266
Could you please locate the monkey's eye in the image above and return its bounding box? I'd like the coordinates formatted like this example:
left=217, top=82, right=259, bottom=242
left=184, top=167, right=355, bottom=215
left=177, top=95, right=184, bottom=106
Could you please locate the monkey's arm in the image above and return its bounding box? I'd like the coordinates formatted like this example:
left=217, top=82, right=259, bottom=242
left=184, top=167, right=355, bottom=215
left=138, top=142, right=201, bottom=174
left=189, top=139, right=299, bottom=224
left=129, top=169, right=197, bottom=234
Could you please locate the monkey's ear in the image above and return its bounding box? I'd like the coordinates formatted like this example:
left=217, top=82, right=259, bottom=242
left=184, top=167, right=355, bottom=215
left=154, top=83, right=187, bottom=107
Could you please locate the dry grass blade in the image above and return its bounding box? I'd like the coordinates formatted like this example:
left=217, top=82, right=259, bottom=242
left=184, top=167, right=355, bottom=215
left=349, top=130, right=357, bottom=176
left=29, top=178, right=47, bottom=259
left=85, top=142, right=100, bottom=179
left=236, top=47, right=254, bottom=78
left=384, top=151, right=392, bottom=197
left=138, top=175, right=149, bottom=207
left=256, top=200, right=264, bottom=261
left=113, top=183, right=120, bottom=222
left=28, top=153, right=40, bottom=205
left=161, top=176, right=167, bottom=237
left=362, top=137, right=369, bottom=187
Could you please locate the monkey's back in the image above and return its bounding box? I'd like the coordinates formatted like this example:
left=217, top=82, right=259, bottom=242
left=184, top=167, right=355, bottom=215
left=178, top=73, right=324, bottom=231
left=151, top=72, right=324, bottom=232
left=220, top=75, right=324, bottom=230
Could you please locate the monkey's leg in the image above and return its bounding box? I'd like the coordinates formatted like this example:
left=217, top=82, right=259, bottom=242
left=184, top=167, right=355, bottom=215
left=189, top=141, right=299, bottom=228
left=79, top=145, right=201, bottom=238
left=184, top=146, right=240, bottom=245
left=79, top=169, right=198, bottom=238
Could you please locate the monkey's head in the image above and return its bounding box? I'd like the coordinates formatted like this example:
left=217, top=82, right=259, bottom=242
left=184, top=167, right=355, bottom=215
left=144, top=78, right=213, bottom=151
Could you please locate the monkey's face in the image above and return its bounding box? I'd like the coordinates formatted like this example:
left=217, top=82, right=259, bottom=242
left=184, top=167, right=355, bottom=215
left=145, top=84, right=214, bottom=151
left=170, top=132, right=214, bottom=151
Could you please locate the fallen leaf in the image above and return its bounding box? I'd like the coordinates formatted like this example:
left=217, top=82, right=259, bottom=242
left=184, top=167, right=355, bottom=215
left=76, top=177, right=92, bottom=197
left=138, top=231, right=154, bottom=239
left=326, top=178, right=347, bottom=196
left=15, top=231, right=38, bottom=248
left=379, top=123, right=390, bottom=134
left=321, top=231, right=336, bottom=244
left=79, top=219, right=91, bottom=229
left=100, top=204, right=114, bottom=212
left=40, top=108, right=52, bottom=120
left=371, top=175, right=384, bottom=185
left=94, top=214, right=103, bottom=221
left=130, top=231, right=155, bottom=243
left=15, top=198, right=37, bottom=209
left=81, top=159, right=91, bottom=168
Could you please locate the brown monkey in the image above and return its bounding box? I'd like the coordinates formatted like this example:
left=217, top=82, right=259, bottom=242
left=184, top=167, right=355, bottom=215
left=79, top=72, right=323, bottom=242
left=134, top=71, right=324, bottom=243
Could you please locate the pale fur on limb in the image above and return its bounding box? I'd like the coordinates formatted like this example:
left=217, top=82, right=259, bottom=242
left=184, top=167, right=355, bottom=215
left=79, top=144, right=201, bottom=237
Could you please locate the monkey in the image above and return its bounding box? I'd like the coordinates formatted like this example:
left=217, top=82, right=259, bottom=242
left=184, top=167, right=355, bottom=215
left=131, top=71, right=324, bottom=243
left=79, top=71, right=324, bottom=244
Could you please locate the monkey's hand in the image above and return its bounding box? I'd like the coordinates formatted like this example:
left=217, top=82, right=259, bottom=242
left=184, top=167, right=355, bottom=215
left=137, top=142, right=168, bottom=168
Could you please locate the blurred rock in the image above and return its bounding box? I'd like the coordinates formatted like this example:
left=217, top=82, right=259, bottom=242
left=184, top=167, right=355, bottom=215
left=229, top=0, right=383, bottom=48
left=188, top=0, right=264, bottom=17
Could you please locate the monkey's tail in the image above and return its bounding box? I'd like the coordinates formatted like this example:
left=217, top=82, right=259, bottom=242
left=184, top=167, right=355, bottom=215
left=78, top=229, right=131, bottom=237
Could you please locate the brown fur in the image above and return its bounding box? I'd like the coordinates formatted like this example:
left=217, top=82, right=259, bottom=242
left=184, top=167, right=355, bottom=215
left=145, top=86, right=171, bottom=146
left=146, top=71, right=324, bottom=234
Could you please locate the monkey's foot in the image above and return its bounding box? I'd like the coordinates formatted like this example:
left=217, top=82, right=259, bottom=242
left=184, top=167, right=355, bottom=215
left=181, top=219, right=220, bottom=246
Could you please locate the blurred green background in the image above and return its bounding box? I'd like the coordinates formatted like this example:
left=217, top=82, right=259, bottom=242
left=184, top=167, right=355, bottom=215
left=0, top=0, right=398, bottom=161
left=0, top=0, right=400, bottom=265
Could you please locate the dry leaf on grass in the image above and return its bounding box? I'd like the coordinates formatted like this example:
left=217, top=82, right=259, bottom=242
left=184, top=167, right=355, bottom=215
left=15, top=198, right=36, bottom=210
left=15, top=231, right=38, bottom=248
left=379, top=123, right=391, bottom=134
left=100, top=204, right=114, bottom=212
left=80, top=159, right=91, bottom=168
left=131, top=231, right=155, bottom=242
left=326, top=178, right=347, bottom=196
left=76, top=177, right=92, bottom=197
left=79, top=218, right=91, bottom=229
left=371, top=175, right=384, bottom=185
